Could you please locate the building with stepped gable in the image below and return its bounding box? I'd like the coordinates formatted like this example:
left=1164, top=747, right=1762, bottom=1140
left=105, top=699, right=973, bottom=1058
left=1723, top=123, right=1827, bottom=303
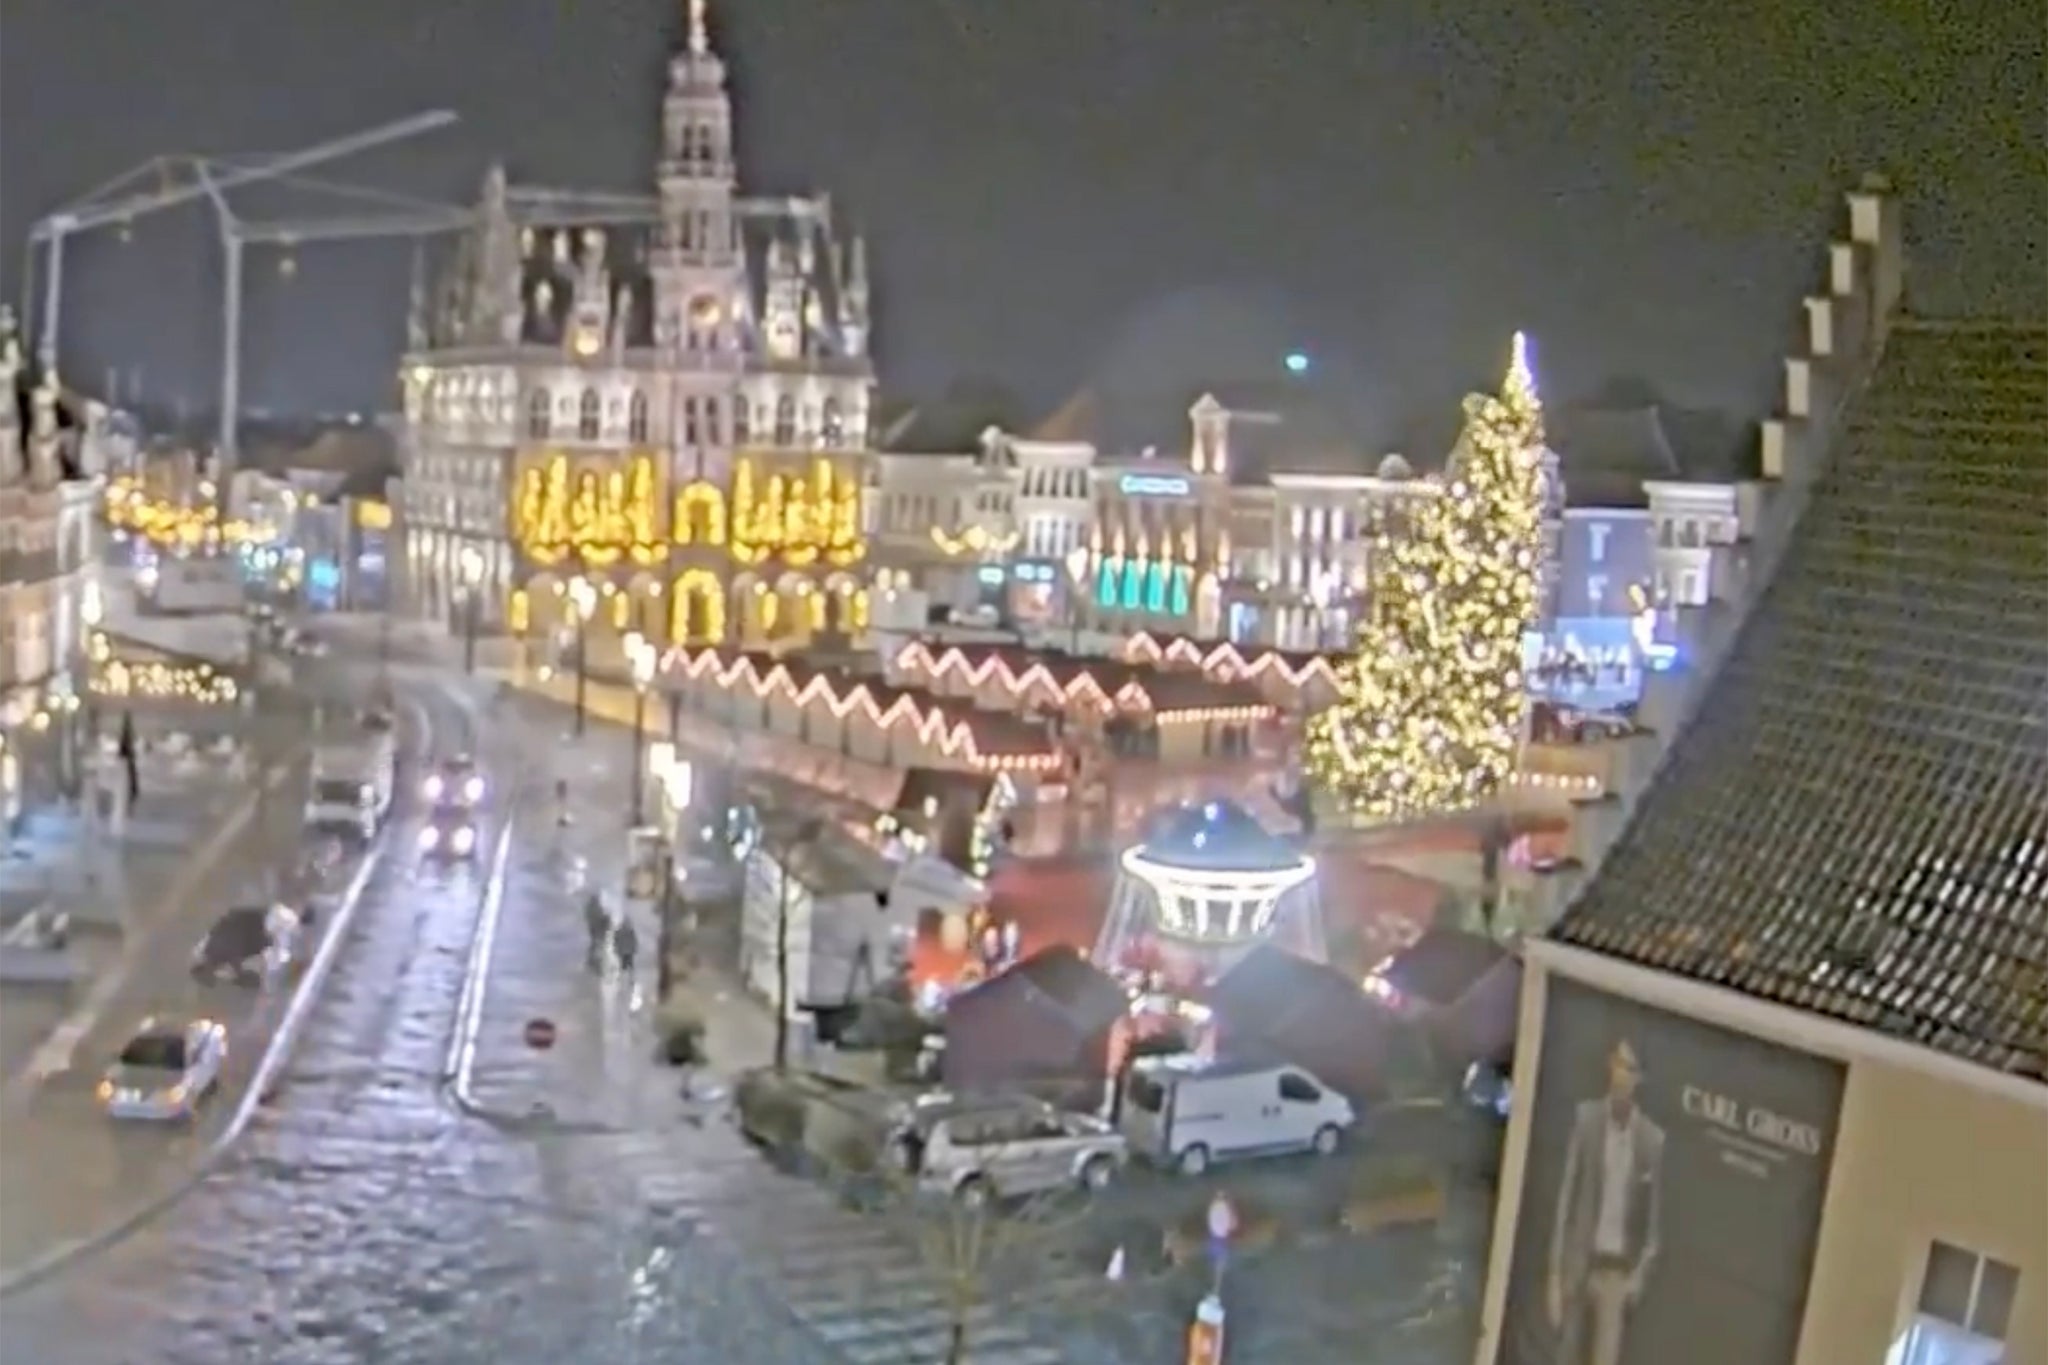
left=1474, top=180, right=2046, bottom=1365
left=0, top=308, right=106, bottom=824
left=398, top=0, right=875, bottom=668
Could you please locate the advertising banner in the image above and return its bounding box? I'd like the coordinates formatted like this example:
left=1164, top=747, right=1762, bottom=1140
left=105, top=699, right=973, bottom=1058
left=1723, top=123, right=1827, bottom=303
left=1499, top=974, right=1845, bottom=1365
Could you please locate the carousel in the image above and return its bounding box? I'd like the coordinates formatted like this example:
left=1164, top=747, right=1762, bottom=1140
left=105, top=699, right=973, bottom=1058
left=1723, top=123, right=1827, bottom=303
left=1092, top=799, right=1327, bottom=996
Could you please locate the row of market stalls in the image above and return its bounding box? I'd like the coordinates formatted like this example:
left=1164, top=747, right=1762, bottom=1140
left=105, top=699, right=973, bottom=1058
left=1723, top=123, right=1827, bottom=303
left=939, top=933, right=1520, bottom=1113
left=650, top=637, right=1282, bottom=783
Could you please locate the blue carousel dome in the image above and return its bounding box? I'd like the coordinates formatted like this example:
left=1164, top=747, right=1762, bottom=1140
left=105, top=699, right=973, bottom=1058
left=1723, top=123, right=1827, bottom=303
left=1131, top=800, right=1305, bottom=873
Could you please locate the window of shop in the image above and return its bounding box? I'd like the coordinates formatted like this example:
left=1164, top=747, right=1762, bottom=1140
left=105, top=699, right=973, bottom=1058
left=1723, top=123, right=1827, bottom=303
left=1892, top=1241, right=2018, bottom=1365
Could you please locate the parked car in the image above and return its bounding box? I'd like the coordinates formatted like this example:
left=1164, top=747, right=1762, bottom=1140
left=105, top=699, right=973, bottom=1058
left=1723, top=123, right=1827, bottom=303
left=191, top=903, right=305, bottom=987
left=890, top=1092, right=1127, bottom=1209
left=98, top=1017, right=227, bottom=1122
left=1119, top=1054, right=1357, bottom=1176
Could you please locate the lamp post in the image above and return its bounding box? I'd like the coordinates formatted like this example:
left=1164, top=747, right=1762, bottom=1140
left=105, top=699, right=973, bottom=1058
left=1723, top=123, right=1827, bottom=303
left=625, top=631, right=656, bottom=826
left=66, top=577, right=106, bottom=801
left=566, top=575, right=597, bottom=737
left=457, top=544, right=484, bottom=675
left=646, top=740, right=693, bottom=1004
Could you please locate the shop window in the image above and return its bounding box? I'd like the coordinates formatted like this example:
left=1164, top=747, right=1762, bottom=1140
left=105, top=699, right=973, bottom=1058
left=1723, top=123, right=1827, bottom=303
left=627, top=390, right=649, bottom=443
left=1892, top=1242, right=2018, bottom=1365
left=526, top=388, right=551, bottom=440
left=577, top=388, right=600, bottom=441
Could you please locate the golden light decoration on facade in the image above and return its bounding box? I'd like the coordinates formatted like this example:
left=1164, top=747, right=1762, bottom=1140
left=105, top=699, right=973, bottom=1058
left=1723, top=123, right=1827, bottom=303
left=104, top=481, right=276, bottom=550
left=513, top=451, right=664, bottom=567
left=729, top=455, right=864, bottom=568
left=93, top=658, right=240, bottom=705
left=509, top=588, right=531, bottom=634
left=672, top=482, right=728, bottom=545
left=930, top=524, right=1021, bottom=557
left=669, top=569, right=726, bottom=643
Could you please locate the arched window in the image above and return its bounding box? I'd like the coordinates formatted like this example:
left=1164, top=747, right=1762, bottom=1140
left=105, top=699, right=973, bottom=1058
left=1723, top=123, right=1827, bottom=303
left=526, top=388, right=551, bottom=440
left=627, top=390, right=649, bottom=443
left=733, top=396, right=751, bottom=444
left=821, top=398, right=843, bottom=448
left=577, top=388, right=601, bottom=440
left=773, top=395, right=796, bottom=447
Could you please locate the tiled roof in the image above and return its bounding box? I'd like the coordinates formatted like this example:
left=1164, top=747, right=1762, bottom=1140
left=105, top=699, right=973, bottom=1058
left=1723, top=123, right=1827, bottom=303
left=1553, top=320, right=2048, bottom=1082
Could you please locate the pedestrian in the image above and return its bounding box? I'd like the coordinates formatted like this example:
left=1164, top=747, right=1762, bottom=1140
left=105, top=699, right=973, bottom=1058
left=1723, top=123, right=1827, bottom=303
left=555, top=777, right=572, bottom=828
left=583, top=891, right=610, bottom=972
left=612, top=914, right=639, bottom=978
left=117, top=711, right=140, bottom=808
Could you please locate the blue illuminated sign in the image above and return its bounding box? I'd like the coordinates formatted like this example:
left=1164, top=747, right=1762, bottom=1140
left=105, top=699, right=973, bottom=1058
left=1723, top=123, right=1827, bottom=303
left=1120, top=473, right=1190, bottom=497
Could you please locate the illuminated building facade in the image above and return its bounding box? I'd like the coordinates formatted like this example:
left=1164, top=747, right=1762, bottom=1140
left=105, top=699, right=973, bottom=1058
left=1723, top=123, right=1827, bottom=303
left=1078, top=391, right=1441, bottom=651
left=398, top=1, right=874, bottom=664
left=866, top=427, right=1093, bottom=631
left=0, top=308, right=106, bottom=819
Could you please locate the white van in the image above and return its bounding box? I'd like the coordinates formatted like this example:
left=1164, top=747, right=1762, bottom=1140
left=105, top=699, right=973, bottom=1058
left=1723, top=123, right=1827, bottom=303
left=1119, top=1053, right=1357, bottom=1175
left=304, top=732, right=397, bottom=839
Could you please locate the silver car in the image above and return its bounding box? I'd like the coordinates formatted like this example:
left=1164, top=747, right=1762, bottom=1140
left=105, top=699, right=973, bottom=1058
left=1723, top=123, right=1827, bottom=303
left=893, top=1094, right=1127, bottom=1209
left=98, top=1017, right=227, bottom=1122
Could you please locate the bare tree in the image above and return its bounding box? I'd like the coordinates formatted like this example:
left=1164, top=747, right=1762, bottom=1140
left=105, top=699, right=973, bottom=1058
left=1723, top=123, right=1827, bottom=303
left=829, top=1140, right=1109, bottom=1363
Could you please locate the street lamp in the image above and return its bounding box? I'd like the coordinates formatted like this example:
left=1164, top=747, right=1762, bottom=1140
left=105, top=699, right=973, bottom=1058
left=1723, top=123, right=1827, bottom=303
left=566, top=575, right=597, bottom=736
left=625, top=630, right=656, bottom=826
left=77, top=576, right=104, bottom=750
left=457, top=544, right=485, bottom=675
left=646, top=740, right=693, bottom=1003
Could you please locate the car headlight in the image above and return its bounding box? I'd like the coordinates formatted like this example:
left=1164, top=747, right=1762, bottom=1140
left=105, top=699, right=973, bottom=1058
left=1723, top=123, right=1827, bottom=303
left=166, top=1083, right=189, bottom=1104
left=418, top=825, right=441, bottom=850
left=464, top=775, right=485, bottom=802
left=96, top=1080, right=114, bottom=1102
left=423, top=775, right=444, bottom=800
left=452, top=826, right=476, bottom=855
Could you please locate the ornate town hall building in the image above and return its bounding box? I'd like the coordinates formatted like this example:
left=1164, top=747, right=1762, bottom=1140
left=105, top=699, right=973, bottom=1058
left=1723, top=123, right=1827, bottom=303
left=399, top=0, right=875, bottom=662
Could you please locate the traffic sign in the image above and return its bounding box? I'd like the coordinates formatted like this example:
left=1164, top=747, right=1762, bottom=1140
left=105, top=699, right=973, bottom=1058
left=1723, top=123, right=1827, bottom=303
left=1206, top=1193, right=1237, bottom=1241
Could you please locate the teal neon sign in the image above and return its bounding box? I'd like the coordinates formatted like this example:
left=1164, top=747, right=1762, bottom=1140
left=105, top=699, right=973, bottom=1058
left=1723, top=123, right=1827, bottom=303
left=1119, top=473, right=1190, bottom=497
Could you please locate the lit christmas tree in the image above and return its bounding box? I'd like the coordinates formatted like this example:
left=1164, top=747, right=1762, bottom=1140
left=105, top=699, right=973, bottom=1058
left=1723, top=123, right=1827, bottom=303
left=1304, top=333, right=1547, bottom=821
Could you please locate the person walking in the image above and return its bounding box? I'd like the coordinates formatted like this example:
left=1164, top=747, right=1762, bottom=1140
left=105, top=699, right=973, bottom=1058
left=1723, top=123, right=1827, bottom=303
left=117, top=710, right=141, bottom=808
left=583, top=891, right=610, bottom=973
left=612, top=913, right=639, bottom=980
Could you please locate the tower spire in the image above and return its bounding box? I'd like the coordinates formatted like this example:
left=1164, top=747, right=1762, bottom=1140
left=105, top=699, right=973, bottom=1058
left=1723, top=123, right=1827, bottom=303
left=688, top=0, right=709, bottom=55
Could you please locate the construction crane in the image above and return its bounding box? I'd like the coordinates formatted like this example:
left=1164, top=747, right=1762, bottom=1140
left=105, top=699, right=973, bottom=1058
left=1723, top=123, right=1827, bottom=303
left=203, top=185, right=712, bottom=474
left=21, top=109, right=456, bottom=372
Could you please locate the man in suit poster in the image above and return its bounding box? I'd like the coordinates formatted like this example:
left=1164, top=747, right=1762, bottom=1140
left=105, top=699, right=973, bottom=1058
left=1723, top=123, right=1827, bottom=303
left=1544, top=1038, right=1663, bottom=1365
left=1498, top=976, right=1845, bottom=1365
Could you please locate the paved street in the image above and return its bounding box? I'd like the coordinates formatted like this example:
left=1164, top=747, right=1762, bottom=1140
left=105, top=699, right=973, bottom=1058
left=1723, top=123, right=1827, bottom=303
left=1, top=744, right=252, bottom=1081
left=0, top=640, right=1490, bottom=1363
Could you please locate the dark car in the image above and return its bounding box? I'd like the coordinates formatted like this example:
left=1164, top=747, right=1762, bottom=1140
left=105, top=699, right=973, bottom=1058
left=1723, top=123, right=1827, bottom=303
left=191, top=904, right=307, bottom=986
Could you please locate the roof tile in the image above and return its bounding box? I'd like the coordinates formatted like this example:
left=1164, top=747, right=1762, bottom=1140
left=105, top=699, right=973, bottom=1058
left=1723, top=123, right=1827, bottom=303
left=1551, top=320, right=2048, bottom=1083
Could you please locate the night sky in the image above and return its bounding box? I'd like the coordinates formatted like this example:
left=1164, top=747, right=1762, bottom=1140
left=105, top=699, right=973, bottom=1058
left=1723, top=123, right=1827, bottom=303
left=2, top=0, right=2041, bottom=443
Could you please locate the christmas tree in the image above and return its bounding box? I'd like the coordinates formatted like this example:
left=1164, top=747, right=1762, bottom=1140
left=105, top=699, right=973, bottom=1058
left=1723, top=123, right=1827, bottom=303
left=1304, top=333, right=1547, bottom=820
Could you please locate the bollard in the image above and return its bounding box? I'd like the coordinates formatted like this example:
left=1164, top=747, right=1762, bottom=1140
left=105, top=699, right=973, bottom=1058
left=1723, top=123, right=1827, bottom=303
left=1185, top=1293, right=1225, bottom=1365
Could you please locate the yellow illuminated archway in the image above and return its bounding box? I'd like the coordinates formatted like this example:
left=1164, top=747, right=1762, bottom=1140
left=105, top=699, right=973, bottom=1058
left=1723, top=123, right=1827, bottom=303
left=669, top=569, right=726, bottom=643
